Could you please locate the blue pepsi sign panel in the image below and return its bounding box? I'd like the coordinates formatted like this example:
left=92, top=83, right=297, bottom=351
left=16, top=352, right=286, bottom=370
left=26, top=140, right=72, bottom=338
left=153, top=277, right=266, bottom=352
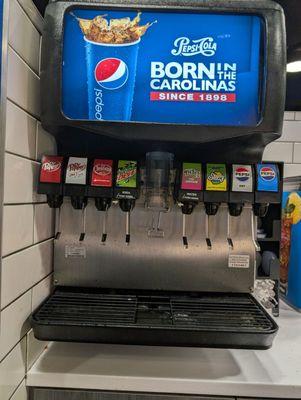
left=62, top=9, right=263, bottom=126
left=256, top=164, right=279, bottom=192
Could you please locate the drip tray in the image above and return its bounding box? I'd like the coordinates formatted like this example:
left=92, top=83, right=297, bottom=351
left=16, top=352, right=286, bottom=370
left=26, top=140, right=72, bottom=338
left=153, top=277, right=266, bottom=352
left=31, top=288, right=278, bottom=349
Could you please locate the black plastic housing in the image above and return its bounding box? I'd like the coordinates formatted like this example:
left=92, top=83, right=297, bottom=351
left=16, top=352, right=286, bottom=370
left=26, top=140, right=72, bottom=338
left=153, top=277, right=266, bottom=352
left=41, top=0, right=286, bottom=163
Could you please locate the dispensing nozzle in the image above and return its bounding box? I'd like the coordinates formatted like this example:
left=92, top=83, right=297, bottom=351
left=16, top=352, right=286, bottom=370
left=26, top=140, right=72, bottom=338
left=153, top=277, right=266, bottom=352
left=175, top=162, right=203, bottom=249
left=114, top=160, right=139, bottom=246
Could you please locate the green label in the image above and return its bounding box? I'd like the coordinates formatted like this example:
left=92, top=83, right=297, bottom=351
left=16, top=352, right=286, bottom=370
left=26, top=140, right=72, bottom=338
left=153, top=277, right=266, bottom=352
left=206, top=163, right=227, bottom=191
left=116, top=160, right=137, bottom=188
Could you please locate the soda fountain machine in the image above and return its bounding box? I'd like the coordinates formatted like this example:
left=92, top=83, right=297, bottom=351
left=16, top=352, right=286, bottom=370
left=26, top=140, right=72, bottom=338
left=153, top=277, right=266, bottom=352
left=31, top=0, right=286, bottom=349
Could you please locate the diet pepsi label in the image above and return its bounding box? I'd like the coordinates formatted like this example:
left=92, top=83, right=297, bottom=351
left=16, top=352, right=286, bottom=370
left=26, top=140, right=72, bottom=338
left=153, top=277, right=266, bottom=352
left=65, top=157, right=88, bottom=185
left=40, top=155, right=63, bottom=184
left=256, top=164, right=279, bottom=192
left=91, top=159, right=113, bottom=187
left=232, top=164, right=253, bottom=193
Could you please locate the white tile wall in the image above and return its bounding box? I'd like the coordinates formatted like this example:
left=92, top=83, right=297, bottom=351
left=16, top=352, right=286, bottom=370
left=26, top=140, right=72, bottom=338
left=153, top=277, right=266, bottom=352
left=31, top=275, right=52, bottom=312
left=7, top=47, right=40, bottom=118
left=8, top=0, right=40, bottom=73
left=36, top=122, right=57, bottom=161
left=0, top=339, right=26, bottom=399
left=5, top=100, right=37, bottom=159
left=2, top=205, right=34, bottom=257
left=263, top=112, right=301, bottom=178
left=0, top=3, right=52, bottom=398
left=294, top=143, right=301, bottom=163
left=26, top=329, right=48, bottom=371
left=1, top=239, right=53, bottom=309
left=0, top=291, right=31, bottom=361
left=4, top=154, right=40, bottom=204
left=10, top=380, right=27, bottom=400
left=34, top=204, right=55, bottom=243
left=17, top=0, right=44, bottom=33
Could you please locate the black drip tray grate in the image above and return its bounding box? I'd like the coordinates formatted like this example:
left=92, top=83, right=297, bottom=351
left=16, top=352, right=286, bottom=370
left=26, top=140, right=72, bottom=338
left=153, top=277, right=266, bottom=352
left=31, top=288, right=278, bottom=349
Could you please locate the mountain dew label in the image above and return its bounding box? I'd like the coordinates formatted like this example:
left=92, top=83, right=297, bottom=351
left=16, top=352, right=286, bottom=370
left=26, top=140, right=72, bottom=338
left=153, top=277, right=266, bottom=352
left=181, top=162, right=202, bottom=191
left=206, top=163, right=227, bottom=191
left=116, top=160, right=137, bottom=188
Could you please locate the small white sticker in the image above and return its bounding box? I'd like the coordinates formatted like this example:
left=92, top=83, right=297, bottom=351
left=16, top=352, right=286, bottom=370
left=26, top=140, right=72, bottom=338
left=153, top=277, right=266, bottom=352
left=65, top=245, right=86, bottom=259
left=228, top=254, right=250, bottom=269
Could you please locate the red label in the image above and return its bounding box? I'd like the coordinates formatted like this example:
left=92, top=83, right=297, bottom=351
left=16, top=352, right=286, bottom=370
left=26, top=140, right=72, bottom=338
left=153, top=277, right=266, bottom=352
left=91, top=159, right=113, bottom=187
left=40, top=155, right=63, bottom=184
left=150, top=92, right=236, bottom=102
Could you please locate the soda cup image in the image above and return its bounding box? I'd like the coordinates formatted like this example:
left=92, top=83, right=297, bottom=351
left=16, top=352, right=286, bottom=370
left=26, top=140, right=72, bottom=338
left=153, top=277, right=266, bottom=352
left=85, top=38, right=140, bottom=121
left=74, top=12, right=155, bottom=122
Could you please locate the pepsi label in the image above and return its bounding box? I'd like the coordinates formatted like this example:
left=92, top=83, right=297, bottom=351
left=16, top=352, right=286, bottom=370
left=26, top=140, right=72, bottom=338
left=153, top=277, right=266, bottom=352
left=232, top=164, right=253, bottom=192
left=256, top=164, right=279, bottom=192
left=65, top=157, right=88, bottom=185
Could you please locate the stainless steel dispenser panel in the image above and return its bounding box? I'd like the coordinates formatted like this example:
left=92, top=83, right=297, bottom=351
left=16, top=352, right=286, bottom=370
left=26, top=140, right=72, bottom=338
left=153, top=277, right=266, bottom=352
left=54, top=200, right=256, bottom=292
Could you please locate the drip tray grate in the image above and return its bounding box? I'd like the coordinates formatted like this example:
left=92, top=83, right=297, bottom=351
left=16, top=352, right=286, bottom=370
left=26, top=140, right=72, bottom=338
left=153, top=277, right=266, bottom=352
left=31, top=288, right=278, bottom=349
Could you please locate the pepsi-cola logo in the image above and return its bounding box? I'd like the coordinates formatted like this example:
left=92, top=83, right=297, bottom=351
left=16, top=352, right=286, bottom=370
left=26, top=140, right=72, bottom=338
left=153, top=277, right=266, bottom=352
left=95, top=58, right=128, bottom=90
left=260, top=167, right=276, bottom=181
left=42, top=161, right=61, bottom=172
left=93, top=164, right=112, bottom=176
left=235, top=167, right=250, bottom=182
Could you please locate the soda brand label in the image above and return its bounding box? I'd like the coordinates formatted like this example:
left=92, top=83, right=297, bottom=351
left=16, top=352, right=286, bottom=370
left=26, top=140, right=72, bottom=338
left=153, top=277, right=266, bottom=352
left=206, top=164, right=227, bottom=191
left=116, top=160, right=137, bottom=188
left=257, top=164, right=279, bottom=192
left=91, top=159, right=113, bottom=187
left=65, top=157, right=88, bottom=185
left=40, top=155, right=63, bottom=184
left=232, top=164, right=253, bottom=192
left=181, top=162, right=202, bottom=191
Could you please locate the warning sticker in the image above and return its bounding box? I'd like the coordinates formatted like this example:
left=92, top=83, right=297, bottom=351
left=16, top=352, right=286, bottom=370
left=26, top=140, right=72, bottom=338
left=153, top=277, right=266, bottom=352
left=65, top=245, right=86, bottom=259
left=228, top=254, right=250, bottom=269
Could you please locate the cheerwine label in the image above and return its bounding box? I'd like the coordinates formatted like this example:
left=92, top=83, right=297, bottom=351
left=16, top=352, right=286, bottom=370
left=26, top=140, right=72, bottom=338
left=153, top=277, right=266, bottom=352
left=206, top=163, right=227, bottom=191
left=116, top=160, right=137, bottom=188
left=232, top=164, right=253, bottom=192
left=181, top=162, right=202, bottom=191
left=256, top=164, right=279, bottom=192
left=91, top=159, right=113, bottom=187
left=40, top=155, right=63, bottom=184
left=65, top=157, right=88, bottom=185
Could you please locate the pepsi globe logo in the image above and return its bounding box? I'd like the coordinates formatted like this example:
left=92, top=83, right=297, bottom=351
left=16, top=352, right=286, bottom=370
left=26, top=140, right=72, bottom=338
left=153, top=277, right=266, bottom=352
left=260, top=167, right=276, bottom=181
left=95, top=58, right=128, bottom=90
left=235, top=167, right=250, bottom=182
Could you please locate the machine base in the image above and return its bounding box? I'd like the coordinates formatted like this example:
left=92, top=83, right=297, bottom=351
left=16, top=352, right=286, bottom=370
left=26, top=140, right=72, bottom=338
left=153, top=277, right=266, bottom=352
left=31, top=287, right=278, bottom=349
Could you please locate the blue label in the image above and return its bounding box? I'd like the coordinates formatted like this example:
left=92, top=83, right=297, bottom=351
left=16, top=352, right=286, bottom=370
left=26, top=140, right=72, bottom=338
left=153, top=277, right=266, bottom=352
left=62, top=9, right=262, bottom=126
left=256, top=164, right=279, bottom=192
